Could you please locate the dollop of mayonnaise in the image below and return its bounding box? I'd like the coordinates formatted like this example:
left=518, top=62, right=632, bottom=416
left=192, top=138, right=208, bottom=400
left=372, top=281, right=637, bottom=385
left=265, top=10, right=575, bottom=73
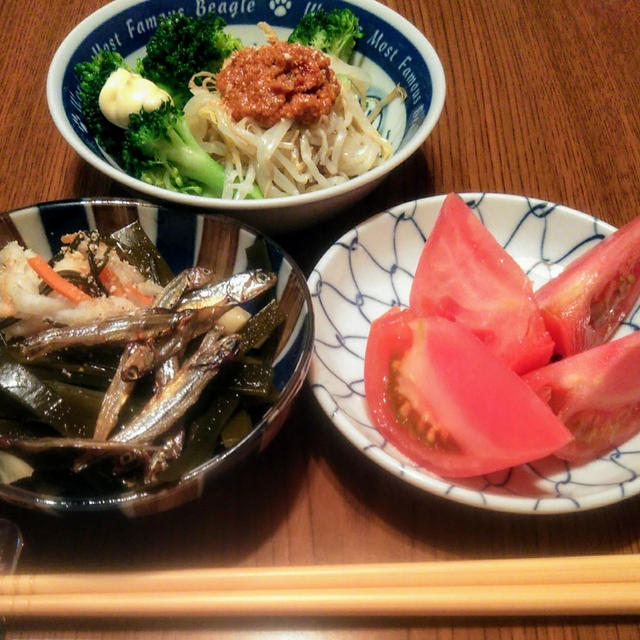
left=98, top=68, right=172, bottom=128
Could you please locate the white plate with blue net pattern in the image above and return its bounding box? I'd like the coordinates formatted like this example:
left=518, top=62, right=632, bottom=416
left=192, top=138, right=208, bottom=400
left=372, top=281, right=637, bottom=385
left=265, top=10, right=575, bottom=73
left=307, top=193, right=640, bottom=514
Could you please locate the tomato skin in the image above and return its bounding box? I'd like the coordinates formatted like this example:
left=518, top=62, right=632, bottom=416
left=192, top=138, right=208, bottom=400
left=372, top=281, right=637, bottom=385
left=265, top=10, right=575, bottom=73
left=409, top=193, right=554, bottom=375
left=523, top=330, right=640, bottom=463
left=535, top=214, right=640, bottom=357
left=364, top=308, right=573, bottom=477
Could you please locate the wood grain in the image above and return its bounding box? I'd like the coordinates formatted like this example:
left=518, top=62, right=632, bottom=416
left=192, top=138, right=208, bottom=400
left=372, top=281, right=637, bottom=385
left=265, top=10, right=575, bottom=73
left=1, top=0, right=640, bottom=638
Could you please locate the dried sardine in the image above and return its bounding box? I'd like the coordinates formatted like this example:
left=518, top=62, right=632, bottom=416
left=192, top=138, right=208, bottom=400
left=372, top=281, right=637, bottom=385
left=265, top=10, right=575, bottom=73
left=177, top=270, right=276, bottom=311
left=91, top=269, right=217, bottom=440
left=0, top=434, right=160, bottom=455
left=121, top=308, right=219, bottom=382
left=92, top=344, right=137, bottom=441
left=119, top=269, right=274, bottom=381
left=112, top=330, right=241, bottom=444
left=142, top=424, right=186, bottom=485
left=19, top=309, right=196, bottom=360
left=153, top=266, right=217, bottom=307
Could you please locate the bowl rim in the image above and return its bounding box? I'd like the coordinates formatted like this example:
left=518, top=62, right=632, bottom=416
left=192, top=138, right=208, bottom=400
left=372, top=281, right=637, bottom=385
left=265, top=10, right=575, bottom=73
left=0, top=197, right=315, bottom=512
left=46, top=0, right=446, bottom=211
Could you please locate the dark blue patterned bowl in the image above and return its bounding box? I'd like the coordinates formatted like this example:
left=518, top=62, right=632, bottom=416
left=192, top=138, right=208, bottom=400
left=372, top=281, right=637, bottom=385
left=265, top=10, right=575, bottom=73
left=46, top=0, right=445, bottom=233
left=0, top=198, right=313, bottom=516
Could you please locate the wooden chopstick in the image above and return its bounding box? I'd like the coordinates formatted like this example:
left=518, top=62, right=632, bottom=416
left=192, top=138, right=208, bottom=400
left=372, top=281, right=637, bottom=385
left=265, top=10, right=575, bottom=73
left=1, top=582, right=639, bottom=617
left=1, top=555, right=639, bottom=618
left=2, top=554, right=638, bottom=594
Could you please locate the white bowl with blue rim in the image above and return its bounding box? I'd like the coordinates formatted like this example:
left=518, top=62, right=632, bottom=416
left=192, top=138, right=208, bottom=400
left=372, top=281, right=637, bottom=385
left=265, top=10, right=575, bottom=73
left=308, top=193, right=640, bottom=515
left=46, top=0, right=446, bottom=234
left=0, top=197, right=313, bottom=517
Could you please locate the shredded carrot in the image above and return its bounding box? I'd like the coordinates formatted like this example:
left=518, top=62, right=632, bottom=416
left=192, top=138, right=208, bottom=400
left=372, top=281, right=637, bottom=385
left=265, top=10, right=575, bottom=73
left=99, top=266, right=154, bottom=306
left=27, top=255, right=92, bottom=304
left=122, top=282, right=154, bottom=306
left=97, top=266, right=123, bottom=295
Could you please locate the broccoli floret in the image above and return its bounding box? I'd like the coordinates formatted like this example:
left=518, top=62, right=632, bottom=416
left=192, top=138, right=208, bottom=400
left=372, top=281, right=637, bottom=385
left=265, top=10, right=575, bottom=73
left=138, top=13, right=242, bottom=108
left=288, top=8, right=363, bottom=62
left=74, top=50, right=131, bottom=160
left=74, top=25, right=257, bottom=200
left=121, top=101, right=260, bottom=199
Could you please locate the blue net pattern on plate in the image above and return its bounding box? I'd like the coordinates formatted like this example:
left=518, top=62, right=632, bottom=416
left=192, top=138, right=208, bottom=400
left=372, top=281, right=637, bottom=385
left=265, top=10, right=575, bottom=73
left=308, top=193, right=640, bottom=514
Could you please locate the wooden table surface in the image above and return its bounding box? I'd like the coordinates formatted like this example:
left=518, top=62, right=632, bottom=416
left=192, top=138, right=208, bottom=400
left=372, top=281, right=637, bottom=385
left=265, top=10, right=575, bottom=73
left=1, top=0, right=640, bottom=637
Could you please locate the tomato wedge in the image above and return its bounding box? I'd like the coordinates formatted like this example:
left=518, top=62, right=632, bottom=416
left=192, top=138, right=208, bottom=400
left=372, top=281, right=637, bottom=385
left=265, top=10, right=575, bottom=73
left=409, top=193, right=554, bottom=374
left=364, top=307, right=573, bottom=477
left=523, top=330, right=640, bottom=463
left=535, top=214, right=640, bottom=357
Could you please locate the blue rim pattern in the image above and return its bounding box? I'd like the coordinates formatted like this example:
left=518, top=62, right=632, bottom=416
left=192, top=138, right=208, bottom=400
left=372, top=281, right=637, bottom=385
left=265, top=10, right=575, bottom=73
left=61, top=0, right=433, bottom=159
left=0, top=198, right=314, bottom=516
left=47, top=0, right=445, bottom=228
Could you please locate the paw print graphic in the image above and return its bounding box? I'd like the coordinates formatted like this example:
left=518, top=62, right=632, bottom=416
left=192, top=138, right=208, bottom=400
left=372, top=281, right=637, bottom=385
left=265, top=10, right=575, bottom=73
left=269, top=0, right=292, bottom=18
